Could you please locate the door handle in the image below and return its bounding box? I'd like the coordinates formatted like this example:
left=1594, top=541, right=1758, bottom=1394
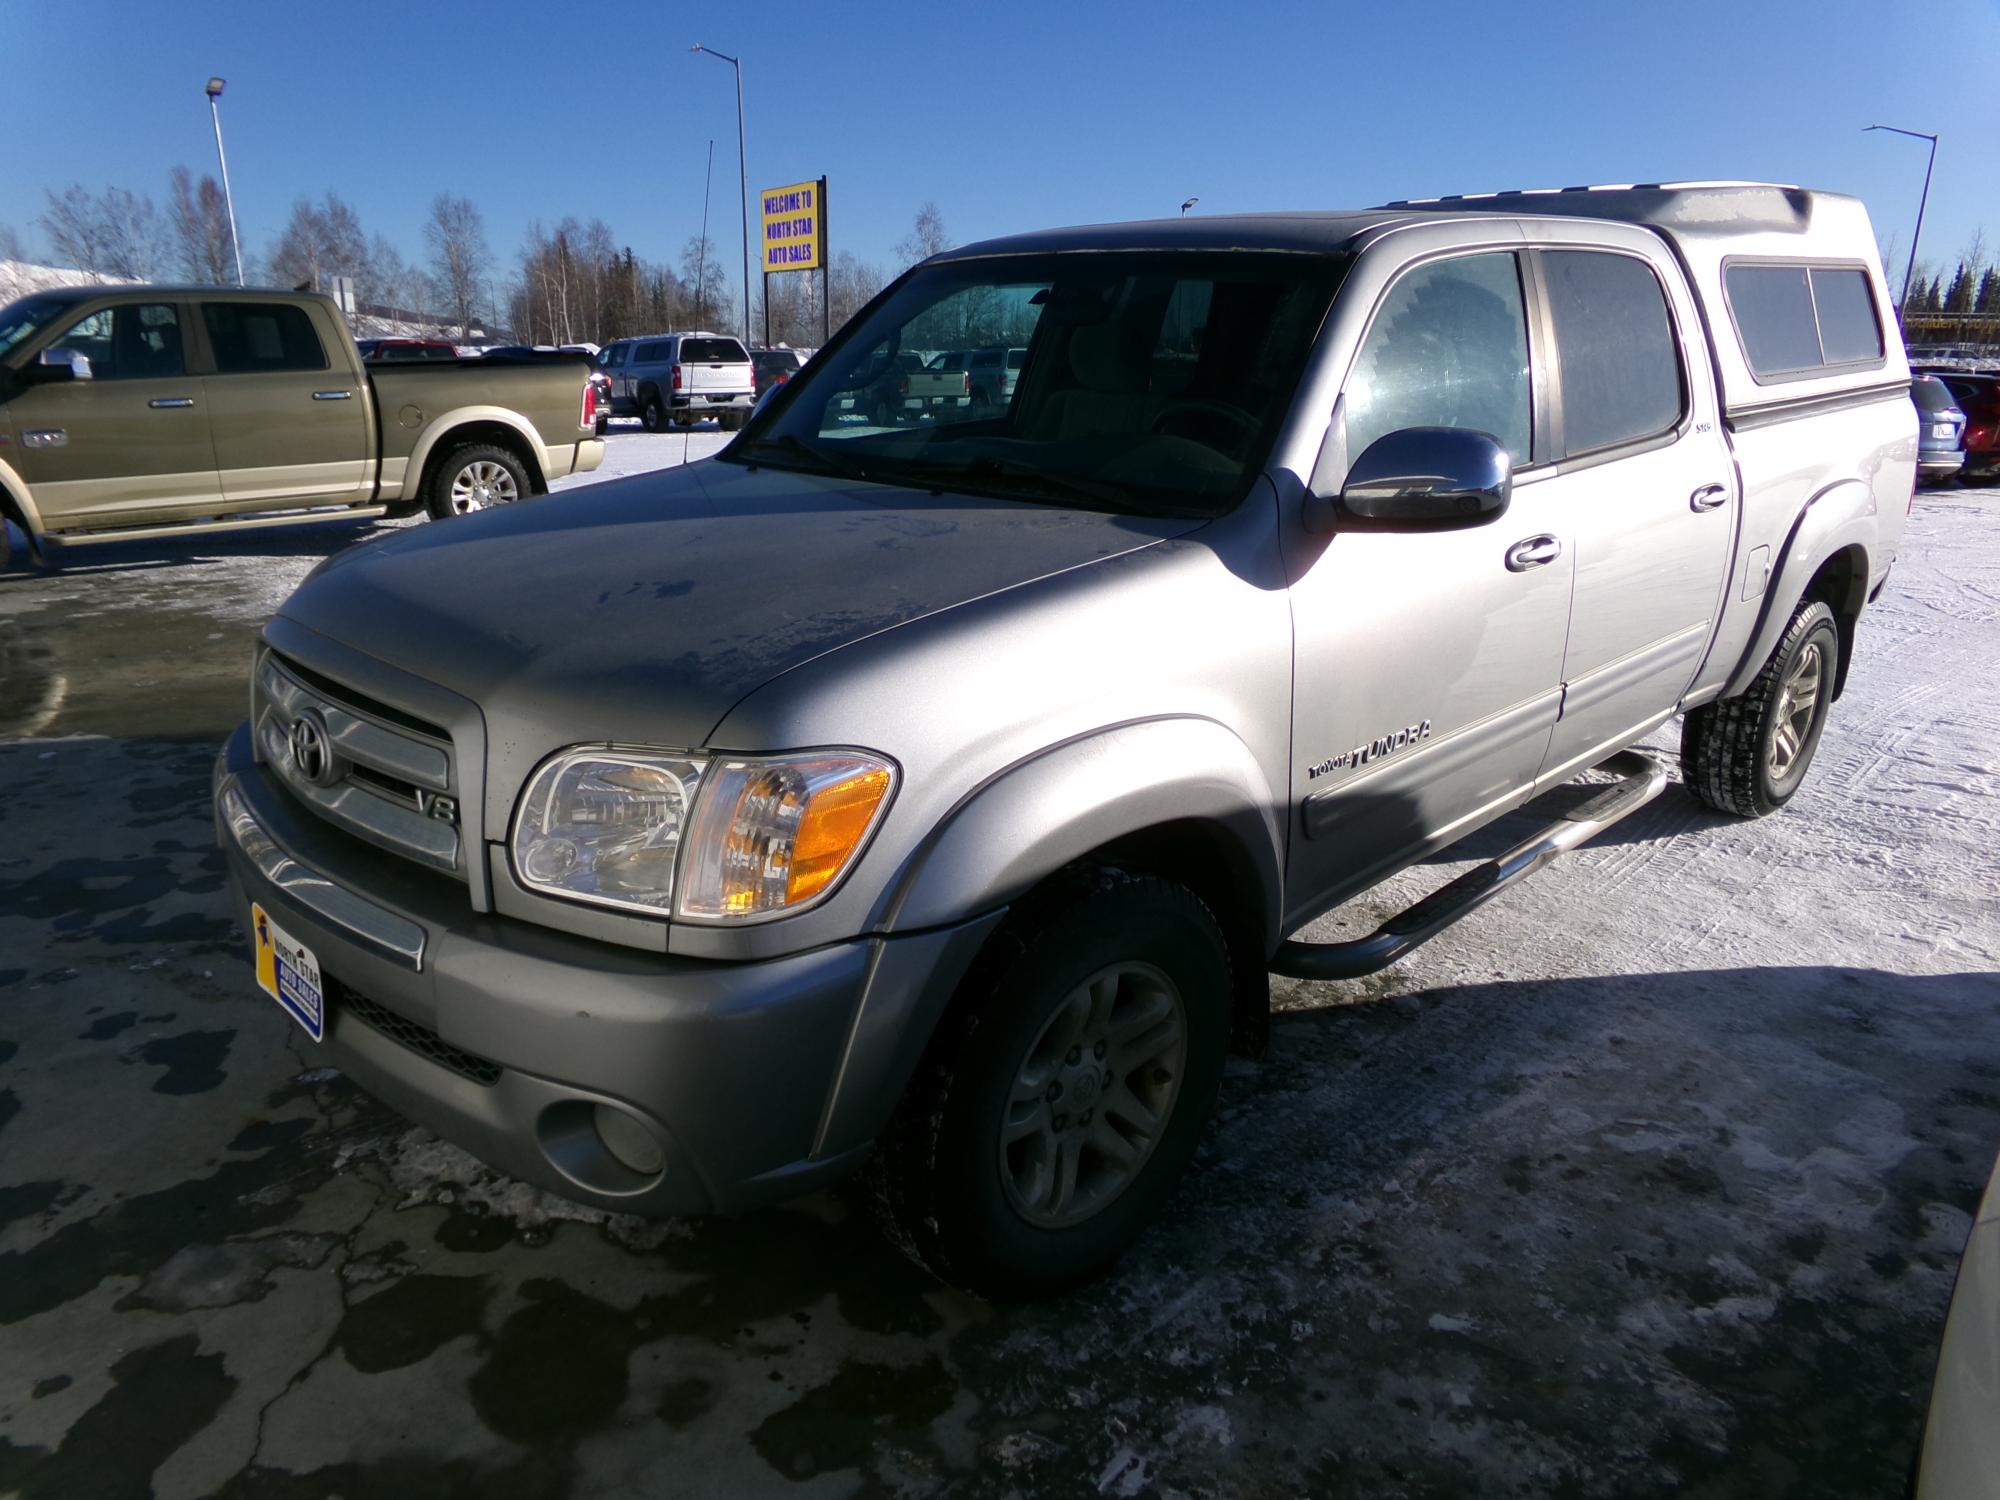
left=1505, top=534, right=1563, bottom=571
left=149, top=397, right=196, bottom=409
left=1690, top=483, right=1729, bottom=511
left=312, top=390, right=354, bottom=401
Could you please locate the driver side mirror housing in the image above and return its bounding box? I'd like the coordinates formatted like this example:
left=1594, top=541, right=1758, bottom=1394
left=1307, top=425, right=1511, bottom=533
left=28, top=347, right=92, bottom=384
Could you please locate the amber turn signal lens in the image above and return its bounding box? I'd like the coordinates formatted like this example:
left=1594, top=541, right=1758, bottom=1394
left=787, top=765, right=894, bottom=903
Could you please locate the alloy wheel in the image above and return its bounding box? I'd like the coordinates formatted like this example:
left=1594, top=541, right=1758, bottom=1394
left=448, top=460, right=519, bottom=515
left=998, top=961, right=1188, bottom=1229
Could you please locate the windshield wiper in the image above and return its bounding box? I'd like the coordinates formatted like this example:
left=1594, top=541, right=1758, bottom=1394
left=734, top=432, right=874, bottom=482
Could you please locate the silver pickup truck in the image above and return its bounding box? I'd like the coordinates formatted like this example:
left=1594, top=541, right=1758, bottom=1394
left=215, top=183, right=1914, bottom=1294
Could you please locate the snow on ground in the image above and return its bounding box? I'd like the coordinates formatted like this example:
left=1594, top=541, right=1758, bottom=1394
left=553, top=419, right=732, bottom=491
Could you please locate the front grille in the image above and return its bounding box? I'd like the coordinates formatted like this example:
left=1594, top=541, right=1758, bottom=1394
left=255, top=651, right=465, bottom=879
left=336, top=980, right=501, bottom=1087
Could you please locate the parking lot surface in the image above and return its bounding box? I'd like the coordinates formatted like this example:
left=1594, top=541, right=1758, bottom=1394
left=1, top=462, right=1996, bottom=1498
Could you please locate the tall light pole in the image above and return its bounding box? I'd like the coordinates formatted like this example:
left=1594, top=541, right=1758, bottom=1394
left=1865, top=123, right=1938, bottom=318
left=204, top=77, right=246, bottom=286
left=690, top=44, right=751, bottom=348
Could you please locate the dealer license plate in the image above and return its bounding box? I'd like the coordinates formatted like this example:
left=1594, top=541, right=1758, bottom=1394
left=252, top=902, right=326, bottom=1042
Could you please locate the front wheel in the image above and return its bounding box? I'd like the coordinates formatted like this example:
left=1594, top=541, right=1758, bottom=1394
left=868, top=868, right=1230, bottom=1297
left=425, top=443, right=529, bottom=521
left=1682, top=597, right=1840, bottom=817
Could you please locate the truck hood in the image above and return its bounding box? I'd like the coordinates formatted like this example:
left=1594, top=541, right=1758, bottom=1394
left=279, top=458, right=1197, bottom=748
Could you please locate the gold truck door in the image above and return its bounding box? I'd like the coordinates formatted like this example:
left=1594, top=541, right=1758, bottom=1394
left=198, top=300, right=369, bottom=508
left=6, top=300, right=220, bottom=529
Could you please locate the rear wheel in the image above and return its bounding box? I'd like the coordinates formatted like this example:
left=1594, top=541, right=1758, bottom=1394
left=594, top=414, right=609, bottom=438
left=640, top=390, right=667, bottom=432
left=425, top=443, right=528, bottom=521
left=868, top=867, right=1230, bottom=1297
left=1682, top=597, right=1840, bottom=817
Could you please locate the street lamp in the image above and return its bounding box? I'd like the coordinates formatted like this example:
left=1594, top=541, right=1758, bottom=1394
left=1865, top=123, right=1938, bottom=318
left=690, top=44, right=751, bottom=348
left=1181, top=197, right=1199, bottom=216
left=204, top=76, right=246, bottom=286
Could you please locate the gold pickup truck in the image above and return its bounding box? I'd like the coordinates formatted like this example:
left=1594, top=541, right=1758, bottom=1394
left=0, top=286, right=603, bottom=566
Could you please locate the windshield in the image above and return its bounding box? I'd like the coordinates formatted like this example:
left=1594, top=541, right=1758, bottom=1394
left=0, top=295, right=74, bottom=363
left=725, top=250, right=1347, bottom=516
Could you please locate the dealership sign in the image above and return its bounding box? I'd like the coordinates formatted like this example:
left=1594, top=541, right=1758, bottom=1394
left=760, top=178, right=826, bottom=272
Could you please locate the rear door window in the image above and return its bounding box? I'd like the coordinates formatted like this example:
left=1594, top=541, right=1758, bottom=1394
left=201, top=303, right=328, bottom=374
left=1345, top=252, right=1533, bottom=468
left=635, top=341, right=669, bottom=362
left=680, top=337, right=747, bottom=363
left=1542, top=250, right=1684, bottom=456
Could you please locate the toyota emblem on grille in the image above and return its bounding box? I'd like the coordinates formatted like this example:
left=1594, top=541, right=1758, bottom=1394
left=287, top=709, right=341, bottom=787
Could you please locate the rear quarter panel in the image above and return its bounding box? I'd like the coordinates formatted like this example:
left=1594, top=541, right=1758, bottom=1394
left=367, top=362, right=589, bottom=490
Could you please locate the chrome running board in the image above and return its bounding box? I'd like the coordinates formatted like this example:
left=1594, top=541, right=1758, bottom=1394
left=1270, top=749, right=1669, bottom=981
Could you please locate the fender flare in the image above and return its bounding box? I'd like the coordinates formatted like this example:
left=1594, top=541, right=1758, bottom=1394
left=811, top=716, right=1286, bottom=1162
left=0, top=455, right=47, bottom=538
left=1720, top=480, right=1875, bottom=700
left=398, top=407, right=551, bottom=502
left=879, top=715, right=1285, bottom=947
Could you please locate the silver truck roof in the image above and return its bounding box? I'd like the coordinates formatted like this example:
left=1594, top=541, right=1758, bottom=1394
left=945, top=183, right=1853, bottom=262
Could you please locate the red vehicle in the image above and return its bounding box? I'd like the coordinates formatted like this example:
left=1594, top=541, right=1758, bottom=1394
left=1922, top=370, right=2000, bottom=483
left=357, top=337, right=460, bottom=362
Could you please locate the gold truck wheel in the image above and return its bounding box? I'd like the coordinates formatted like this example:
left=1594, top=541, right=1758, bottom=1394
left=426, top=444, right=528, bottom=522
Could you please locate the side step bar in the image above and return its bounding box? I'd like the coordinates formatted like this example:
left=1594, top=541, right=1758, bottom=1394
left=1270, top=749, right=1668, bottom=982
left=44, top=505, right=389, bottom=548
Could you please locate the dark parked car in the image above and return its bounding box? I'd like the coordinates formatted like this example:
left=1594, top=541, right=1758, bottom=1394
left=750, top=346, right=804, bottom=398
left=357, top=338, right=460, bottom=363
left=1919, top=369, right=2000, bottom=483
left=831, top=349, right=926, bottom=425
left=1913, top=374, right=1967, bottom=483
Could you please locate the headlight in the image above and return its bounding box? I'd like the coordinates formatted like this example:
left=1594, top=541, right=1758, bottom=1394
left=675, top=752, right=897, bottom=921
left=510, top=750, right=705, bottom=914
left=509, top=746, right=895, bottom=923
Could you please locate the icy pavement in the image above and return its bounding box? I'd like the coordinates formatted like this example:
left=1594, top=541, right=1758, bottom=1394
left=0, top=483, right=1995, bottom=1497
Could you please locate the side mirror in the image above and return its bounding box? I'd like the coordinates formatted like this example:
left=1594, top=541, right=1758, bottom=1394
left=30, top=348, right=92, bottom=384
left=1330, top=427, right=1511, bottom=530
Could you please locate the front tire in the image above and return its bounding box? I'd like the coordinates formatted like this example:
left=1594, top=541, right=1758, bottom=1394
left=425, top=443, right=529, bottom=521
left=1682, top=597, right=1840, bottom=817
left=869, top=868, right=1230, bottom=1297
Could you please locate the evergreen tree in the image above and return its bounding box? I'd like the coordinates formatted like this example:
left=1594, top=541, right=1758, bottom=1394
left=1944, top=262, right=1973, bottom=313
left=1976, top=267, right=2000, bottom=316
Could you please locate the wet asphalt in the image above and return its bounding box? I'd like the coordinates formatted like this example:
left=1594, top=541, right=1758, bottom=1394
left=1, top=462, right=1997, bottom=1498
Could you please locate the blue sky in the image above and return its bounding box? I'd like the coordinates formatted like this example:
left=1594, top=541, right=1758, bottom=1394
left=7, top=0, right=1997, bottom=299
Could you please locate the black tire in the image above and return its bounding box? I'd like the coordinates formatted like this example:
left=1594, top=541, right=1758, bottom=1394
left=1682, top=597, right=1840, bottom=817
left=594, top=415, right=609, bottom=438
left=867, top=867, right=1230, bottom=1297
left=0, top=516, right=12, bottom=572
left=424, top=443, right=530, bottom=522
left=639, top=389, right=666, bottom=432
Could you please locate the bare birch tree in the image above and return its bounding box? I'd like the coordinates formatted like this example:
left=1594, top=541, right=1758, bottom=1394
left=426, top=194, right=491, bottom=338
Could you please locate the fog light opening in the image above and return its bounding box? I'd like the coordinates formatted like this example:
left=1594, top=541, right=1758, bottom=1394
left=593, top=1102, right=665, bottom=1176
